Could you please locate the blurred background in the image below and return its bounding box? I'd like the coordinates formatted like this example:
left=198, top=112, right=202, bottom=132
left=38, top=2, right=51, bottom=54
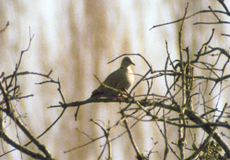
left=1, top=1, right=230, bottom=159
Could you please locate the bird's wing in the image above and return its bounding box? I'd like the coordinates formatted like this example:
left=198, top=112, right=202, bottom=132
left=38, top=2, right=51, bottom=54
left=91, top=69, right=119, bottom=97
left=103, top=69, right=119, bottom=87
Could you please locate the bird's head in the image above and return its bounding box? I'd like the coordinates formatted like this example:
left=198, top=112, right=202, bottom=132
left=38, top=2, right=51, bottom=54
left=121, top=57, right=135, bottom=68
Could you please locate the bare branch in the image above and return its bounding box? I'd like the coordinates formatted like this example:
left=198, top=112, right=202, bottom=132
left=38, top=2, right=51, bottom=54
left=0, top=21, right=9, bottom=33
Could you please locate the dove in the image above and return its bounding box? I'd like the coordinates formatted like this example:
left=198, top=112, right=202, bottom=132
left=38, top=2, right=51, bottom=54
left=91, top=56, right=135, bottom=97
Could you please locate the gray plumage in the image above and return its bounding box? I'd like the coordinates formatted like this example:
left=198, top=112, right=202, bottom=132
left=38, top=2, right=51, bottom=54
left=91, top=57, right=135, bottom=97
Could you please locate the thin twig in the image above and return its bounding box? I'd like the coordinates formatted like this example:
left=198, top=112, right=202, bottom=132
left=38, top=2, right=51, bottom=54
left=0, top=21, right=9, bottom=33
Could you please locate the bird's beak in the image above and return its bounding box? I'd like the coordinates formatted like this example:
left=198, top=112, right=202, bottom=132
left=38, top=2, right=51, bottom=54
left=131, top=62, right=135, bottom=66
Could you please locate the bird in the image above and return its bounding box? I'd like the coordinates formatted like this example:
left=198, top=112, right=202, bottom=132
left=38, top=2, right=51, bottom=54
left=91, top=56, right=135, bottom=98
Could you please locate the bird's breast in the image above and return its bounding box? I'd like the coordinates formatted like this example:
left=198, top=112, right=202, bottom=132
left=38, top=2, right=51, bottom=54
left=118, top=67, right=134, bottom=90
left=127, top=67, right=134, bottom=85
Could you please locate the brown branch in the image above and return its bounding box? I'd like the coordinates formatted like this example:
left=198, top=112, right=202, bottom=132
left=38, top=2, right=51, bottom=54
left=194, top=21, right=230, bottom=25
left=149, top=10, right=227, bottom=29
left=0, top=21, right=9, bottom=33
left=186, top=103, right=228, bottom=160
left=5, top=108, right=53, bottom=158
left=121, top=112, right=145, bottom=160
left=209, top=6, right=221, bottom=22
left=221, top=33, right=230, bottom=37
left=0, top=132, right=48, bottom=160
left=155, top=121, right=180, bottom=159
left=178, top=3, right=189, bottom=159
left=64, top=135, right=105, bottom=153
left=218, top=0, right=230, bottom=15
left=129, top=69, right=151, bottom=96
left=90, top=119, right=112, bottom=160
left=0, top=81, right=54, bottom=159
